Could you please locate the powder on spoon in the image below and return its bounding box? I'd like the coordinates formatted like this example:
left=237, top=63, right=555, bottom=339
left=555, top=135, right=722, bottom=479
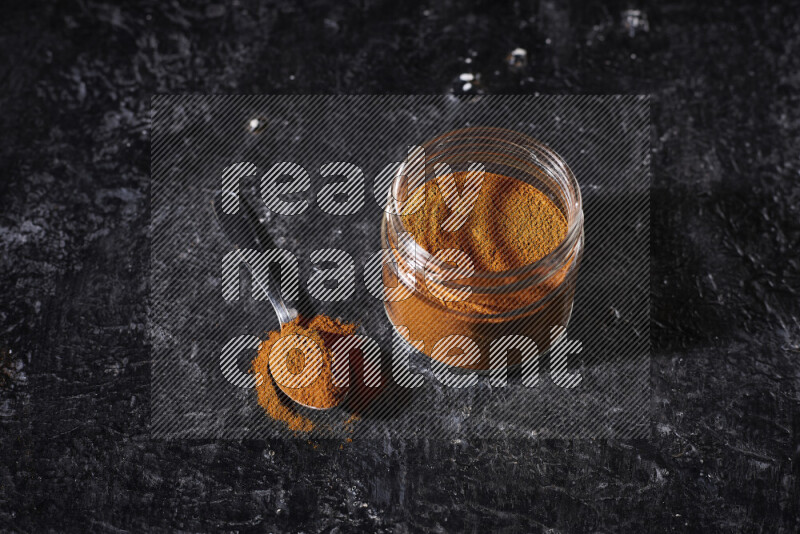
left=251, top=315, right=359, bottom=432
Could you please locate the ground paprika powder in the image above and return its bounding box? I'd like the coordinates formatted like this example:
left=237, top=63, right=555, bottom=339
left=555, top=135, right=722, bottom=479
left=381, top=128, right=584, bottom=370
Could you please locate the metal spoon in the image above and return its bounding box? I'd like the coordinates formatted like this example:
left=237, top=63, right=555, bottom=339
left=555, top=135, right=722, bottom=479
left=211, top=190, right=344, bottom=411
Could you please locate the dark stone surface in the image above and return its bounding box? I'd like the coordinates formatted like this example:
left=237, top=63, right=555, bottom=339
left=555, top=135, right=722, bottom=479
left=0, top=0, right=797, bottom=531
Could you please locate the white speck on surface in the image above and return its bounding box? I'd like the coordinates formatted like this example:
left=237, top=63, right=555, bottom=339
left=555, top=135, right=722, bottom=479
left=507, top=47, right=528, bottom=70
left=621, top=9, right=650, bottom=37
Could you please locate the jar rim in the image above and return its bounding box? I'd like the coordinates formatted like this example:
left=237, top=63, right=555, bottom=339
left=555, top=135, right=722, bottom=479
left=385, top=126, right=584, bottom=288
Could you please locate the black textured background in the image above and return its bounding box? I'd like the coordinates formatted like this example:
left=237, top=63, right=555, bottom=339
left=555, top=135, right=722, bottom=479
left=1, top=0, right=798, bottom=531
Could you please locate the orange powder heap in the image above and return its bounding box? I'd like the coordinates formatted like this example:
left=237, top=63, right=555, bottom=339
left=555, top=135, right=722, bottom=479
left=384, top=171, right=575, bottom=371
left=251, top=315, right=358, bottom=432
left=401, top=172, right=567, bottom=272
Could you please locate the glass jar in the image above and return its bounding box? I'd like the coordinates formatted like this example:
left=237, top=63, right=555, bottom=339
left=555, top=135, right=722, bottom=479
left=380, top=127, right=584, bottom=370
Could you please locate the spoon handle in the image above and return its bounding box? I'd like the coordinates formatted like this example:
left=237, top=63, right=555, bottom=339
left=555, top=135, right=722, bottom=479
left=211, top=191, right=297, bottom=328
